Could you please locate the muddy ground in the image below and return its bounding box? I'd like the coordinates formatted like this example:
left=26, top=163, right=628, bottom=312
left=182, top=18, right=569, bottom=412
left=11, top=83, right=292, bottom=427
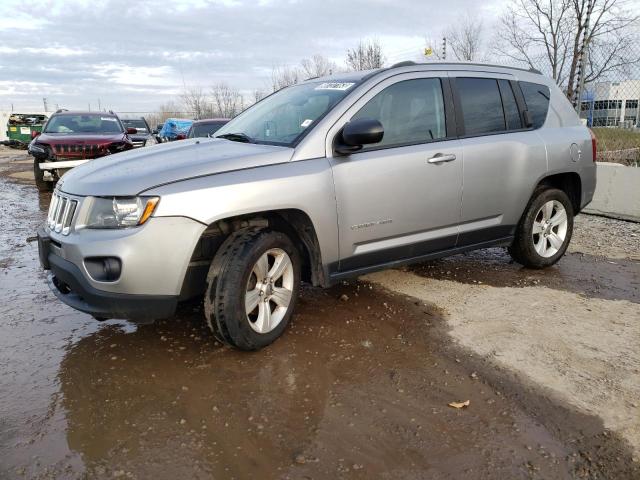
left=1, top=147, right=639, bottom=479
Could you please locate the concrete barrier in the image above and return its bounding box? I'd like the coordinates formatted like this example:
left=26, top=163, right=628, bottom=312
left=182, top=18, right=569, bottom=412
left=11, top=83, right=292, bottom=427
left=583, top=162, right=640, bottom=222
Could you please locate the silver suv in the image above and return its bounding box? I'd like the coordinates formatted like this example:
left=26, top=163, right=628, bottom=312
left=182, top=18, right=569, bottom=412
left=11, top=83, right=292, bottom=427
left=37, top=62, right=597, bottom=350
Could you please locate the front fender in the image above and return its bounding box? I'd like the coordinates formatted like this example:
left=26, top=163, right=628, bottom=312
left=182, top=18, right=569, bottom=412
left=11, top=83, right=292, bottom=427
left=146, top=158, right=340, bottom=272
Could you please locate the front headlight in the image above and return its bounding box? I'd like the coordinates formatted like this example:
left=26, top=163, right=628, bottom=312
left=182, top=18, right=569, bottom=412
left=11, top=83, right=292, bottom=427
left=28, top=141, right=45, bottom=154
left=86, top=197, right=159, bottom=229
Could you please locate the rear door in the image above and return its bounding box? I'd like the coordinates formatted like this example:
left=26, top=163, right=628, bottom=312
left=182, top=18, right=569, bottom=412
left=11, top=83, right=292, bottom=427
left=326, top=73, right=464, bottom=273
left=450, top=74, right=547, bottom=245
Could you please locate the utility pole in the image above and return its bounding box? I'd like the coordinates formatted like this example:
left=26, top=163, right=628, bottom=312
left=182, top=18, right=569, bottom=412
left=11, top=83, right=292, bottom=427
left=574, top=0, right=593, bottom=113
left=98, top=98, right=101, bottom=111
left=441, top=37, right=447, bottom=60
left=42, top=97, right=48, bottom=112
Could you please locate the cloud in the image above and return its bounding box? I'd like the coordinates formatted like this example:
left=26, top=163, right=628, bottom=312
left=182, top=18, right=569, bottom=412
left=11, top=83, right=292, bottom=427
left=0, top=0, right=504, bottom=112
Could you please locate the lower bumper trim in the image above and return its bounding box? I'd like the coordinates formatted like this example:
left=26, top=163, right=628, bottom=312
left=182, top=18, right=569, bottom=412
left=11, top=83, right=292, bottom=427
left=46, top=250, right=178, bottom=321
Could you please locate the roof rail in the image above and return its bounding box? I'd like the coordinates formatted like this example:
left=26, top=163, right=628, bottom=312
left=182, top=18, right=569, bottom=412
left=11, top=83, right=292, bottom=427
left=385, top=60, right=544, bottom=75
left=390, top=60, right=417, bottom=68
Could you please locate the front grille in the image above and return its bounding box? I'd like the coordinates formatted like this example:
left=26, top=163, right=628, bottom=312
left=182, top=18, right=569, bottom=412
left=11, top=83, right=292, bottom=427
left=47, top=191, right=78, bottom=235
left=53, top=144, right=107, bottom=156
left=132, top=140, right=145, bottom=148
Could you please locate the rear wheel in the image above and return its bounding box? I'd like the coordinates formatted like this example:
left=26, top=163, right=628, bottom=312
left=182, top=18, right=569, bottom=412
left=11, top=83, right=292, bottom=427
left=508, top=187, right=574, bottom=268
left=204, top=228, right=301, bottom=350
left=33, top=160, right=53, bottom=192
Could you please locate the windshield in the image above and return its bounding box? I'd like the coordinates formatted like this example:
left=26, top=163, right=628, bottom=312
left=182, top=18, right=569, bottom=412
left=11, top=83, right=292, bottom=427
left=121, top=119, right=148, bottom=132
left=44, top=114, right=123, bottom=134
left=189, top=121, right=227, bottom=138
left=215, top=81, right=358, bottom=146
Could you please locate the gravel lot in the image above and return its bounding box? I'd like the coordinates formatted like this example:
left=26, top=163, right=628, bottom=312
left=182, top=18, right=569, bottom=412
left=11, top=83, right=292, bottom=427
left=1, top=147, right=639, bottom=479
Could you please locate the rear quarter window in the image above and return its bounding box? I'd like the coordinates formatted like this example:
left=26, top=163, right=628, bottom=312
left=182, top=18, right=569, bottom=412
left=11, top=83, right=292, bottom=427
left=520, top=82, right=551, bottom=129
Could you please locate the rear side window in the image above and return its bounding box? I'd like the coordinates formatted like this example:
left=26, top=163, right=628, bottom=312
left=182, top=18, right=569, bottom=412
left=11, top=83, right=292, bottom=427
left=520, top=81, right=551, bottom=129
left=351, top=78, right=446, bottom=149
left=498, top=80, right=522, bottom=130
left=455, top=78, right=505, bottom=135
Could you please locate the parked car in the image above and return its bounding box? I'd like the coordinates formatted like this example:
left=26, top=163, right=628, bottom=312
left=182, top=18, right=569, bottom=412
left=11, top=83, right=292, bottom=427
left=28, top=110, right=136, bottom=192
left=187, top=118, right=230, bottom=138
left=119, top=116, right=157, bottom=148
left=37, top=62, right=596, bottom=350
left=151, top=123, right=163, bottom=144
left=158, top=118, right=193, bottom=142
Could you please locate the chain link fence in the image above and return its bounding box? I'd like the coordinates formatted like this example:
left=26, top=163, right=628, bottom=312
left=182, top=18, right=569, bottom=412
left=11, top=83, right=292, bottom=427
left=577, top=45, right=640, bottom=167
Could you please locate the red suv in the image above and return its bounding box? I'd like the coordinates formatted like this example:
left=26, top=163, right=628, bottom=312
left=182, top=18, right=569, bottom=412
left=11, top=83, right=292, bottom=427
left=28, top=110, right=136, bottom=192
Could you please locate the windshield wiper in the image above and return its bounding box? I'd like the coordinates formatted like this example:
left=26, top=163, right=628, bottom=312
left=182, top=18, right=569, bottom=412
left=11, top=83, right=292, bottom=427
left=216, top=132, right=253, bottom=143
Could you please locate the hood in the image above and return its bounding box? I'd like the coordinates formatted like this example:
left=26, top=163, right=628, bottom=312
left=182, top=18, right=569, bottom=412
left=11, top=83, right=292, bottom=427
left=57, top=138, right=294, bottom=196
left=37, top=132, right=128, bottom=145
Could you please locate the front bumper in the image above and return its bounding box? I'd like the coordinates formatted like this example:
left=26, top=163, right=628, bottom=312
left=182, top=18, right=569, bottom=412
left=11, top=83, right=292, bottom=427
left=39, top=159, right=89, bottom=170
left=38, top=226, right=177, bottom=320
left=37, top=216, right=205, bottom=320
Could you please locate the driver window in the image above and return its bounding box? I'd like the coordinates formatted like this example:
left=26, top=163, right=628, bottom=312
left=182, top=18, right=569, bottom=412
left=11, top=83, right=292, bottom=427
left=351, top=78, right=446, bottom=149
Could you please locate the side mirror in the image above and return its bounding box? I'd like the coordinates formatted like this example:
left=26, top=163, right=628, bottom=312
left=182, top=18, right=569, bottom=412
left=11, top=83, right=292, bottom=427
left=31, top=130, right=41, bottom=139
left=126, top=127, right=138, bottom=135
left=335, top=118, right=384, bottom=155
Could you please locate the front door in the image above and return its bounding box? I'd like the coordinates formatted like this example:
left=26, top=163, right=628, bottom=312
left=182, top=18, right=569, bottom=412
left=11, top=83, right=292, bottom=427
left=328, top=74, right=463, bottom=272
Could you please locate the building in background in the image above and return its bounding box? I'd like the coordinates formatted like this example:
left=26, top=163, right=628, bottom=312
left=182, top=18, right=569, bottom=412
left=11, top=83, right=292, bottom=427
left=580, top=80, right=640, bottom=128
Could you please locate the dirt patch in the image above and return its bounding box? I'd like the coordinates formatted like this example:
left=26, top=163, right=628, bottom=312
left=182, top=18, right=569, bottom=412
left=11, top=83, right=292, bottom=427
left=408, top=248, right=639, bottom=304
left=365, top=246, right=640, bottom=462
left=570, top=214, right=640, bottom=261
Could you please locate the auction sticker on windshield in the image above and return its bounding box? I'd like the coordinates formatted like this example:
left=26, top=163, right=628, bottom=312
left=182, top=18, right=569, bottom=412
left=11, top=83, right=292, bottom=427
left=314, top=82, right=355, bottom=91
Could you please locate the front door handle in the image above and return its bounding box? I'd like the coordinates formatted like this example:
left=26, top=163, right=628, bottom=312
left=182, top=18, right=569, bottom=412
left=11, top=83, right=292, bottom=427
left=427, top=153, right=457, bottom=164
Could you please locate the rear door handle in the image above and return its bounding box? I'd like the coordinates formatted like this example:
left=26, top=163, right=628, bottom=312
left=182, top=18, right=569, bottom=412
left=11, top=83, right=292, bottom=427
left=427, top=153, right=457, bottom=164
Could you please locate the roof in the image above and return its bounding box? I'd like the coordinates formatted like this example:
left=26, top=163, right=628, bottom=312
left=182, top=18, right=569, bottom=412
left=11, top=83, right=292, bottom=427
left=52, top=110, right=118, bottom=116
left=302, top=61, right=543, bottom=85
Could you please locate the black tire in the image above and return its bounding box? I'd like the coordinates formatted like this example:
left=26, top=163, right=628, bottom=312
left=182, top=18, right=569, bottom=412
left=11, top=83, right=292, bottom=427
left=508, top=187, right=574, bottom=269
left=33, top=160, right=53, bottom=192
left=203, top=228, right=301, bottom=350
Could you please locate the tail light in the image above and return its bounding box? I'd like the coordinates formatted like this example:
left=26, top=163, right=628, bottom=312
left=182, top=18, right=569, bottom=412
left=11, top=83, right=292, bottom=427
left=589, top=129, right=597, bottom=162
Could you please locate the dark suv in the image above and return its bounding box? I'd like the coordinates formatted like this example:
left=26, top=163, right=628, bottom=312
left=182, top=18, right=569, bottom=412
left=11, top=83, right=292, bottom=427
left=28, top=110, right=136, bottom=191
left=119, top=116, right=156, bottom=148
left=187, top=118, right=230, bottom=138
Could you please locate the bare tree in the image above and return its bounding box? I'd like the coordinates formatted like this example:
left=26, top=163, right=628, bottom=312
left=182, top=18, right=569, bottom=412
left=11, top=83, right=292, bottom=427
left=300, top=54, right=337, bottom=78
left=211, top=82, right=244, bottom=118
left=180, top=87, right=210, bottom=120
left=271, top=65, right=302, bottom=91
left=446, top=16, right=484, bottom=61
left=493, top=0, right=639, bottom=96
left=345, top=39, right=386, bottom=71
left=252, top=89, right=267, bottom=104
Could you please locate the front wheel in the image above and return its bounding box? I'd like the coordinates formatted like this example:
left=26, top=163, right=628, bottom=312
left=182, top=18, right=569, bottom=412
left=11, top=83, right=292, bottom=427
left=508, top=187, right=574, bottom=268
left=204, top=228, right=301, bottom=350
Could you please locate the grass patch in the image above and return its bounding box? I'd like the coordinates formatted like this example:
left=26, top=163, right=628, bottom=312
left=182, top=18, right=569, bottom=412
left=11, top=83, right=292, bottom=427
left=592, top=128, right=640, bottom=152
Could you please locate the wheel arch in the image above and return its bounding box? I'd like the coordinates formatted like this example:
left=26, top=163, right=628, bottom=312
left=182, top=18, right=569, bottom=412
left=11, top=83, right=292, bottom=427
left=535, top=171, right=582, bottom=214
left=179, top=208, right=326, bottom=301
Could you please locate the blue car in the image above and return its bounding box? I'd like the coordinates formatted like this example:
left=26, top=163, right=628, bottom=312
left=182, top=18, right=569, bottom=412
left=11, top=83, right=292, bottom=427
left=158, top=118, right=193, bottom=142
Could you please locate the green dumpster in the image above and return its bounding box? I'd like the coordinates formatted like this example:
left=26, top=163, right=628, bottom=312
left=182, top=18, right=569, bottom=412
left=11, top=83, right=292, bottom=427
left=3, top=113, right=48, bottom=148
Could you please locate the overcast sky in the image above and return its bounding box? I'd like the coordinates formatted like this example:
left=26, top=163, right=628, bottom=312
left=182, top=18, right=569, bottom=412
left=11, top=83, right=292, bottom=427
left=0, top=0, right=503, bottom=114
